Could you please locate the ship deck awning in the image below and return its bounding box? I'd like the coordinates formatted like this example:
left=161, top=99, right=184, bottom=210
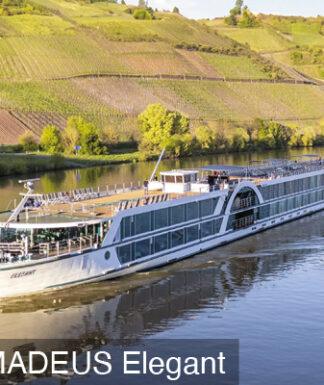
left=199, top=165, right=247, bottom=176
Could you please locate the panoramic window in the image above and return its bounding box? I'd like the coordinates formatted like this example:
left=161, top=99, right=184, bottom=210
left=214, top=218, right=222, bottom=233
left=185, top=225, right=199, bottom=243
left=170, top=205, right=186, bottom=225
left=186, top=201, right=199, bottom=221
left=171, top=229, right=185, bottom=247
left=154, top=208, right=169, bottom=230
left=135, top=212, right=151, bottom=235
left=200, top=198, right=217, bottom=217
left=201, top=221, right=214, bottom=238
left=121, top=217, right=132, bottom=239
left=134, top=239, right=151, bottom=259
left=117, top=244, right=132, bottom=264
left=154, top=233, right=168, bottom=253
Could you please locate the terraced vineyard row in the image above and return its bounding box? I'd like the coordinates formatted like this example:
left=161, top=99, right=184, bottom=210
left=0, top=35, right=127, bottom=80
left=0, top=110, right=30, bottom=145
left=11, top=112, right=67, bottom=135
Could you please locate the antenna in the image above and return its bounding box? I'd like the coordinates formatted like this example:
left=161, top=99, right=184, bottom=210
left=149, top=148, right=166, bottom=183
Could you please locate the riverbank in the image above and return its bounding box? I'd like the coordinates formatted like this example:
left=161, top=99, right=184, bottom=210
left=1, top=145, right=323, bottom=177
left=0, top=151, right=153, bottom=177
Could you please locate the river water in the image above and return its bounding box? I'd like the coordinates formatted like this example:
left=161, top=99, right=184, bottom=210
left=0, top=147, right=324, bottom=384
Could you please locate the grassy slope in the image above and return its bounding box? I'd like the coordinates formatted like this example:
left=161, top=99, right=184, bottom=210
left=217, top=27, right=291, bottom=53
left=207, top=16, right=324, bottom=80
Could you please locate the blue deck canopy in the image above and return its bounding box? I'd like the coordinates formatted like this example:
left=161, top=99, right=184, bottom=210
left=199, top=165, right=247, bottom=176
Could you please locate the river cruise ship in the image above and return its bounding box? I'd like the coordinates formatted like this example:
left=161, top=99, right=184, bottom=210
left=0, top=154, right=323, bottom=298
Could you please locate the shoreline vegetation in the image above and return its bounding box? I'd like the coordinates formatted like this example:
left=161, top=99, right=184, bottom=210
left=3, top=101, right=324, bottom=177
left=0, top=151, right=149, bottom=177
left=1, top=143, right=324, bottom=177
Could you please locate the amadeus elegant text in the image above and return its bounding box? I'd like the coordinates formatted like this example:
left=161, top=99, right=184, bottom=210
left=0, top=350, right=226, bottom=381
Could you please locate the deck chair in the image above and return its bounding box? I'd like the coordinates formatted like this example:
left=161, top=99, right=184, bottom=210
left=72, top=190, right=79, bottom=201
left=47, top=193, right=53, bottom=204
left=77, top=189, right=83, bottom=200
left=53, top=192, right=60, bottom=203
left=135, top=198, right=141, bottom=207
left=41, top=194, right=47, bottom=206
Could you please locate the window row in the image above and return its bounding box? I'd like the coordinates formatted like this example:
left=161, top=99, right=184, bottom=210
left=117, top=218, right=223, bottom=264
left=258, top=189, right=324, bottom=220
left=260, top=174, right=324, bottom=201
left=120, top=198, right=219, bottom=240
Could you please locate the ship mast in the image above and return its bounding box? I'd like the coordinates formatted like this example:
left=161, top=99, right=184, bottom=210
left=6, top=178, right=40, bottom=225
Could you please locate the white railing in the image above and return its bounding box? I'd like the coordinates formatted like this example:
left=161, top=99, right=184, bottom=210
left=0, top=234, right=100, bottom=264
left=35, top=234, right=100, bottom=257
left=39, top=181, right=143, bottom=207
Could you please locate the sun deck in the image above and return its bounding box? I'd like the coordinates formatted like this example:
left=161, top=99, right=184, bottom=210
left=24, top=189, right=200, bottom=223
left=2, top=155, right=323, bottom=228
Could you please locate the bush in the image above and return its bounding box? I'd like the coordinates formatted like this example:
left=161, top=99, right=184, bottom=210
left=239, top=7, right=259, bottom=28
left=133, top=9, right=152, bottom=20
left=0, top=144, right=23, bottom=153
left=18, top=131, right=39, bottom=152
left=290, top=51, right=303, bottom=64
left=225, top=13, right=237, bottom=26
left=41, top=125, right=63, bottom=153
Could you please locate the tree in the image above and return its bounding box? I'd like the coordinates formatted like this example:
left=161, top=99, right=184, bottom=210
left=173, top=6, right=179, bottom=14
left=257, top=121, right=292, bottom=149
left=62, top=116, right=107, bottom=155
left=18, top=131, right=39, bottom=152
left=121, top=0, right=126, bottom=4
left=230, top=127, right=249, bottom=151
left=235, top=0, right=243, bottom=13
left=133, top=9, right=152, bottom=19
left=138, top=103, right=192, bottom=156
left=225, top=7, right=240, bottom=26
left=79, top=122, right=105, bottom=155
left=62, top=117, right=81, bottom=154
left=194, top=126, right=216, bottom=150
left=41, top=125, right=62, bottom=153
left=239, top=7, right=259, bottom=28
left=138, top=0, right=146, bottom=7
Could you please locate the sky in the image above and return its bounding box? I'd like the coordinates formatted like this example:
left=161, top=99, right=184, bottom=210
left=126, top=0, right=324, bottom=19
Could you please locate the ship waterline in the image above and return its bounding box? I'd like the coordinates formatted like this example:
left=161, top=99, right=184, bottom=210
left=0, top=155, right=323, bottom=298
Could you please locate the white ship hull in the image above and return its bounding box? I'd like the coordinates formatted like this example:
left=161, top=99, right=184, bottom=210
left=0, top=198, right=322, bottom=298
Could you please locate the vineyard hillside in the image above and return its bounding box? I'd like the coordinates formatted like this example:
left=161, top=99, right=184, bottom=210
left=0, top=1, right=323, bottom=144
